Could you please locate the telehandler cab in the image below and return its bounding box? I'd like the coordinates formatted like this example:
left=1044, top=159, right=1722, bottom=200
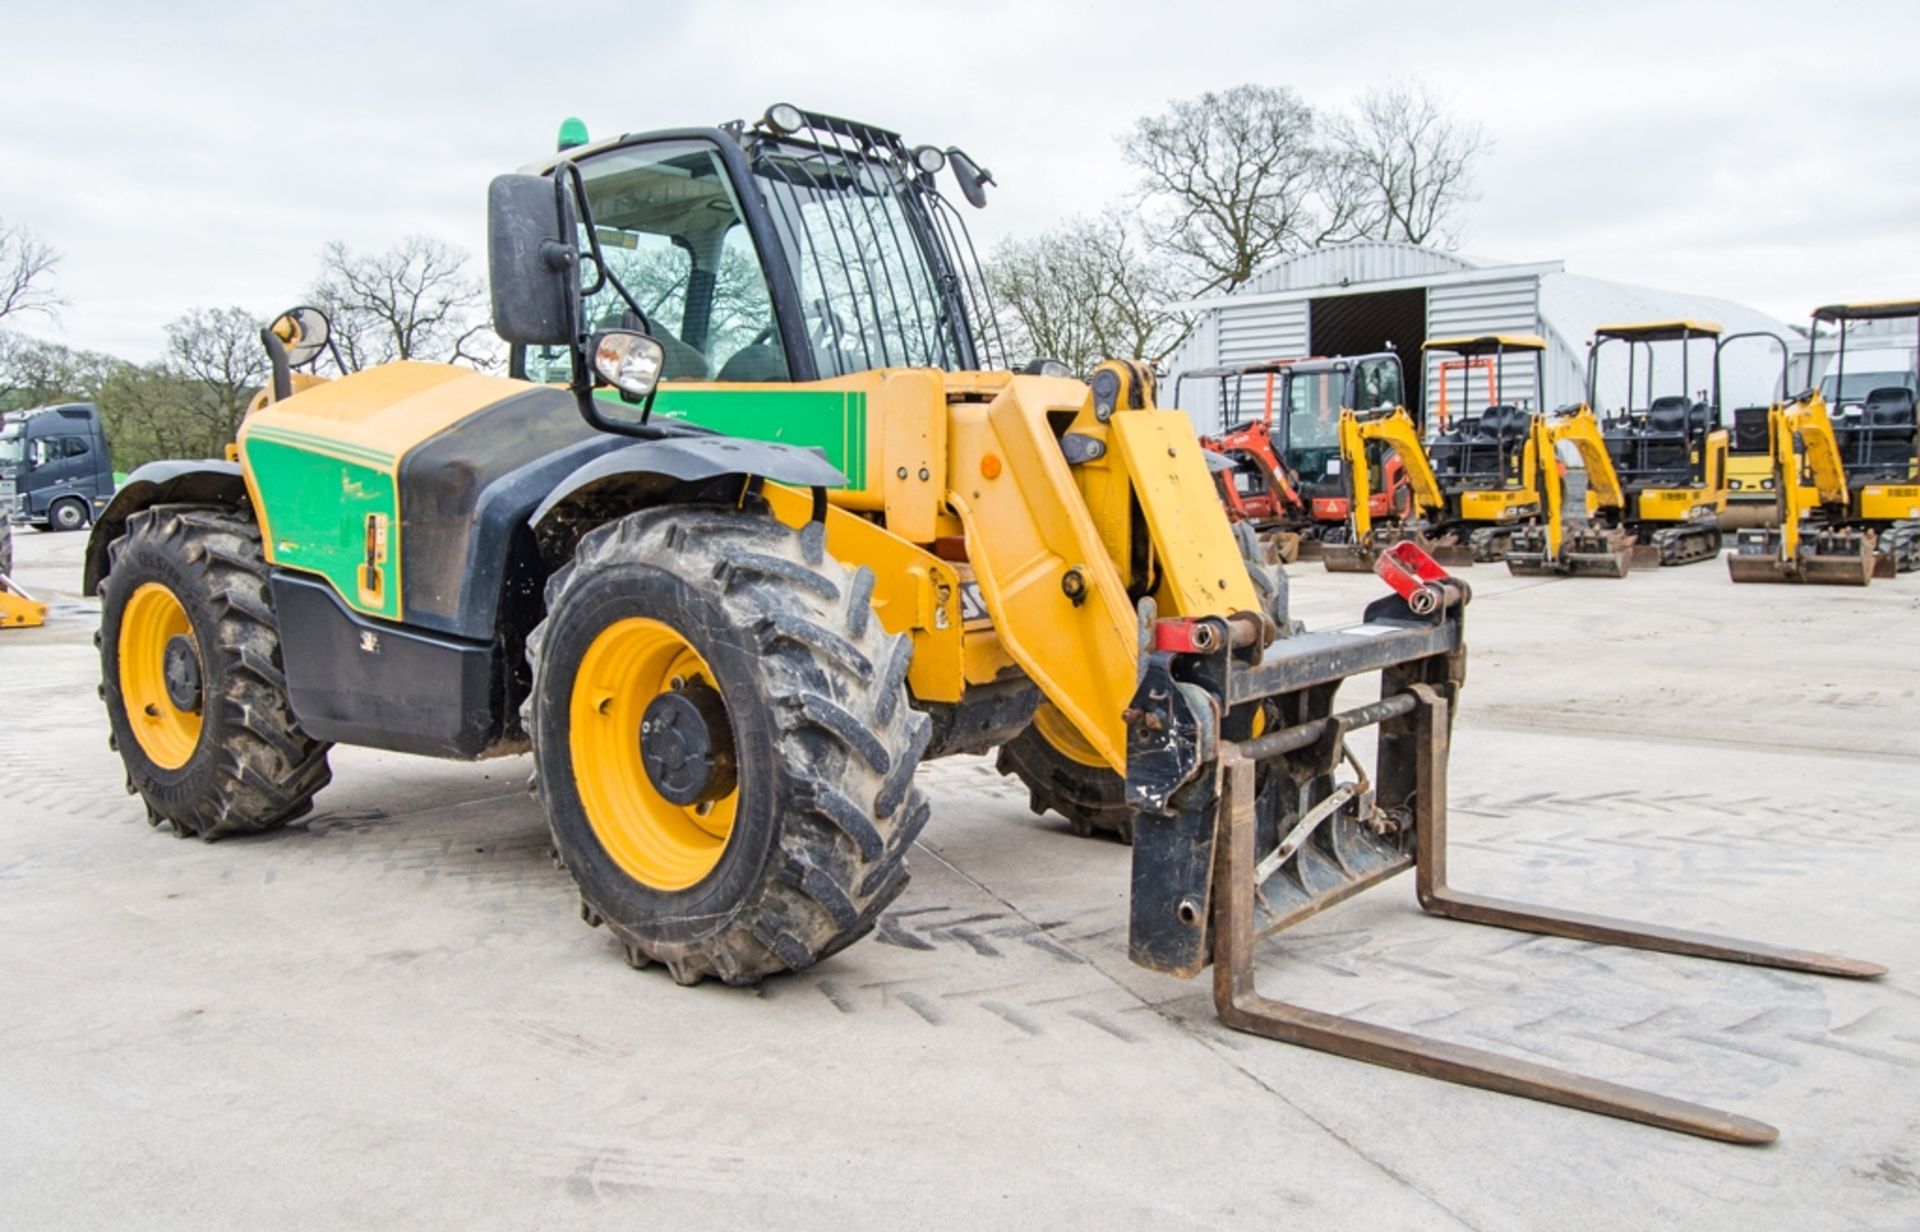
left=1728, top=302, right=1920, bottom=583
left=1420, top=335, right=1545, bottom=562
left=85, top=105, right=1879, bottom=1143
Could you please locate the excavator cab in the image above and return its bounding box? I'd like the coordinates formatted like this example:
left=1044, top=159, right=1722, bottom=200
left=1421, top=335, right=1546, bottom=561
left=1816, top=301, right=1920, bottom=500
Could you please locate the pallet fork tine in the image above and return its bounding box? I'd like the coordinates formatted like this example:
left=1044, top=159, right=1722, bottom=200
left=1208, top=683, right=1882, bottom=1146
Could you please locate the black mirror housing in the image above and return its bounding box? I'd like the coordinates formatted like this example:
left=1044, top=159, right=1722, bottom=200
left=487, top=174, right=578, bottom=346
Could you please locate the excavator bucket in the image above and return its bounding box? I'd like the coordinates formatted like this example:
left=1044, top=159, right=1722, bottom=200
left=1258, top=529, right=1301, bottom=565
left=1728, top=528, right=1874, bottom=586
left=1320, top=539, right=1373, bottom=572
left=1504, top=525, right=1633, bottom=578
left=1128, top=545, right=1885, bottom=1144
left=1323, top=528, right=1449, bottom=574
left=1426, top=537, right=1477, bottom=568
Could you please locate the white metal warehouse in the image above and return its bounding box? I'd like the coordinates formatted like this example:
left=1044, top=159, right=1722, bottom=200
left=1164, top=241, right=1798, bottom=431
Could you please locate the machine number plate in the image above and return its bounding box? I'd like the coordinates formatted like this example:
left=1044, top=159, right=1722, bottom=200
left=959, top=581, right=989, bottom=622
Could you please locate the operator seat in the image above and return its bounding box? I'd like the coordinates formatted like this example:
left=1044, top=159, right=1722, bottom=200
left=716, top=344, right=791, bottom=382
left=1861, top=386, right=1917, bottom=472
left=1637, top=396, right=1694, bottom=479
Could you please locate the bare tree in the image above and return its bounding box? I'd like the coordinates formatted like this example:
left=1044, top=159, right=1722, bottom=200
left=1122, top=85, right=1327, bottom=295
left=166, top=306, right=268, bottom=442
left=310, top=236, right=496, bottom=370
left=1325, top=81, right=1489, bottom=247
left=987, top=213, right=1194, bottom=376
left=0, top=218, right=62, bottom=324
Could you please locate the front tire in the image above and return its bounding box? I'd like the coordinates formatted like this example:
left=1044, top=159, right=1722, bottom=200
left=50, top=497, right=89, bottom=532
left=526, top=506, right=931, bottom=986
left=98, top=505, right=333, bottom=838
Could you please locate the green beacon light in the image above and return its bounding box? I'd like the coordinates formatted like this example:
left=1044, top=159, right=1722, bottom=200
left=557, top=117, right=589, bottom=152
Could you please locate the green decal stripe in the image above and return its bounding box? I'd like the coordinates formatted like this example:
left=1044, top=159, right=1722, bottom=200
left=242, top=436, right=402, bottom=621
left=247, top=425, right=395, bottom=467
left=603, top=388, right=869, bottom=490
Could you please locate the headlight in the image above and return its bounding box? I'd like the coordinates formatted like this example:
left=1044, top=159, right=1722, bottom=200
left=1729, top=478, right=1742, bottom=490
left=910, top=144, right=946, bottom=174
left=764, top=103, right=806, bottom=134
left=591, top=331, right=666, bottom=398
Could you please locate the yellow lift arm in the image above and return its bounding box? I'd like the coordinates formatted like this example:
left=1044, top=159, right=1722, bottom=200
left=1340, top=408, right=1447, bottom=542
left=1764, top=392, right=1852, bottom=564
left=1528, top=405, right=1625, bottom=561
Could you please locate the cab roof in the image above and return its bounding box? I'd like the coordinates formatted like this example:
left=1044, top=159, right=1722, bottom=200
left=1813, top=300, right=1920, bottom=323
left=1176, top=357, right=1313, bottom=380
left=1422, top=333, right=1548, bottom=356
left=1286, top=351, right=1399, bottom=375
left=1593, top=320, right=1722, bottom=342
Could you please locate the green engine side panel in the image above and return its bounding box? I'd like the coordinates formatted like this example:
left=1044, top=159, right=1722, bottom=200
left=607, top=388, right=870, bottom=490
left=242, top=427, right=401, bottom=620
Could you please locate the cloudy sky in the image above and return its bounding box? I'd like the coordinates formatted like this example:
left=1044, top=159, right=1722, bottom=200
left=4, top=0, right=1916, bottom=361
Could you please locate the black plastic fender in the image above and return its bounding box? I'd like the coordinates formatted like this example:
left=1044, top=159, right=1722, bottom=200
left=84, top=460, right=248, bottom=596
left=529, top=435, right=848, bottom=532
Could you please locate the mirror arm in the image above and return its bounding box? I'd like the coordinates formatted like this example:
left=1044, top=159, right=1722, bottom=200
left=260, top=328, right=294, bottom=401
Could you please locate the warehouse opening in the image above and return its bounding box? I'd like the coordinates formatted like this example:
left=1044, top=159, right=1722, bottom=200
left=1309, top=288, right=1428, bottom=426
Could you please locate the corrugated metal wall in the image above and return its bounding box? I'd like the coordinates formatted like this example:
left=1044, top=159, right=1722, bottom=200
left=1173, top=301, right=1307, bottom=429
left=1421, top=276, right=1544, bottom=424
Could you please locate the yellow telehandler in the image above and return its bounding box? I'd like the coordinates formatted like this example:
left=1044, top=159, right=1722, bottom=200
left=81, top=105, right=1879, bottom=1143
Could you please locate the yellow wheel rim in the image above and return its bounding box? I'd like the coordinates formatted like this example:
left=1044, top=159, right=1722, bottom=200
left=118, top=582, right=203, bottom=770
left=569, top=617, right=739, bottom=892
left=1032, top=704, right=1107, bottom=770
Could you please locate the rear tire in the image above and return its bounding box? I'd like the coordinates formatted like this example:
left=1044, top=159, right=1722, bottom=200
left=98, top=505, right=333, bottom=838
left=526, top=506, right=931, bottom=986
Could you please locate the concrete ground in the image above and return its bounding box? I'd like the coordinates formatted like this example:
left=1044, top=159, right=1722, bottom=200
left=2, top=524, right=1916, bottom=1231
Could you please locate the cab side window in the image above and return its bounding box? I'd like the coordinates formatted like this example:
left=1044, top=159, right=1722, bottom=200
left=521, top=142, right=788, bottom=386
left=1355, top=358, right=1403, bottom=411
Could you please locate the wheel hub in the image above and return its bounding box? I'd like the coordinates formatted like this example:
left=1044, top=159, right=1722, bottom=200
left=161, top=634, right=202, bottom=712
left=639, top=682, right=736, bottom=806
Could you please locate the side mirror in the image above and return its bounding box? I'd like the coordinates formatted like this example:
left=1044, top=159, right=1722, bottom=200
left=267, top=306, right=333, bottom=368
left=947, top=148, right=994, bottom=209
left=487, top=173, right=578, bottom=346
